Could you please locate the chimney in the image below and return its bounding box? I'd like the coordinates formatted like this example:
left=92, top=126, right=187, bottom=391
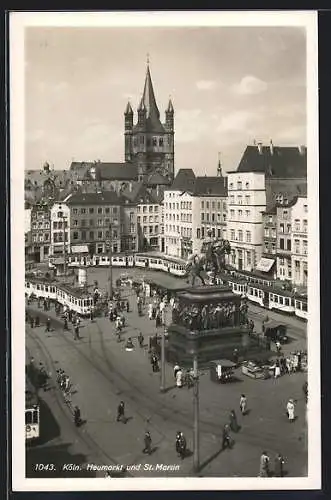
left=257, top=142, right=263, bottom=154
left=156, top=185, right=160, bottom=197
left=270, top=139, right=274, bottom=156
left=298, top=145, right=305, bottom=155
left=129, top=182, right=133, bottom=192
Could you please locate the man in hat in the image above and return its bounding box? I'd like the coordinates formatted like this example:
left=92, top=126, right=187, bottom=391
left=286, top=399, right=295, bottom=422
left=259, top=451, right=270, bottom=477
left=239, top=394, right=247, bottom=415
left=117, top=401, right=126, bottom=423
left=274, top=453, right=285, bottom=477
left=143, top=431, right=152, bottom=455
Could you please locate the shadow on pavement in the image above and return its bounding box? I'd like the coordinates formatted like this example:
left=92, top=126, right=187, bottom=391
left=32, top=398, right=61, bottom=446
left=26, top=442, right=96, bottom=477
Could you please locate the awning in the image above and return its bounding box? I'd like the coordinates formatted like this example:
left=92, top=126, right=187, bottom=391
left=71, top=245, right=89, bottom=254
left=256, top=257, right=275, bottom=272
left=53, top=258, right=64, bottom=265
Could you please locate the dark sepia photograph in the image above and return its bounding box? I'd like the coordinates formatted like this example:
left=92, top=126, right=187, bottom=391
left=10, top=10, right=320, bottom=491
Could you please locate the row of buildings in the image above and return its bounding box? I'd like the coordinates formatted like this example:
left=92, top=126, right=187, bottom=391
left=25, top=62, right=308, bottom=287
left=25, top=142, right=308, bottom=287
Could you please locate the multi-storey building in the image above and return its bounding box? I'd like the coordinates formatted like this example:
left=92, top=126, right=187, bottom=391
left=291, top=197, right=308, bottom=286
left=276, top=202, right=293, bottom=281
left=50, top=202, right=71, bottom=257
left=66, top=191, right=122, bottom=255
left=29, top=202, right=51, bottom=262
left=164, top=169, right=228, bottom=259
left=227, top=171, right=266, bottom=271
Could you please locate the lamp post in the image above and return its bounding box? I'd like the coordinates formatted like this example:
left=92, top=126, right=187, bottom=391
left=160, top=324, right=166, bottom=392
left=192, top=353, right=200, bottom=473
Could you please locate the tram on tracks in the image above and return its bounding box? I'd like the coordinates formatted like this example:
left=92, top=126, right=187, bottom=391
left=25, top=376, right=40, bottom=443
left=40, top=251, right=308, bottom=319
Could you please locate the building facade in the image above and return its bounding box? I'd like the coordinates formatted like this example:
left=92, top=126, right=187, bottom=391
left=50, top=202, right=70, bottom=257
left=291, top=197, right=308, bottom=286
left=29, top=202, right=51, bottom=262
left=227, top=172, right=266, bottom=271
left=66, top=192, right=122, bottom=255
left=275, top=202, right=293, bottom=281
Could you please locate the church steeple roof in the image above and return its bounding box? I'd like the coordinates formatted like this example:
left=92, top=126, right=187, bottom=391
left=125, top=101, right=133, bottom=115
left=142, top=63, right=160, bottom=121
left=166, top=98, right=174, bottom=113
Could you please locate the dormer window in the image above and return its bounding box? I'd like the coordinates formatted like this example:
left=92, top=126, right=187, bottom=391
left=152, top=137, right=157, bottom=146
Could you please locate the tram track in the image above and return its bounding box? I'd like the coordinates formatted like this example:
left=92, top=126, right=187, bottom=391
left=26, top=307, right=303, bottom=453
left=26, top=327, right=135, bottom=477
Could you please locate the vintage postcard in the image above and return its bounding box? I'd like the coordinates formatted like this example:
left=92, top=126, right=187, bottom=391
left=10, top=10, right=320, bottom=491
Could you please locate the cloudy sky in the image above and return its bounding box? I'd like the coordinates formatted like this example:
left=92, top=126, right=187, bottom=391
left=25, top=26, right=306, bottom=175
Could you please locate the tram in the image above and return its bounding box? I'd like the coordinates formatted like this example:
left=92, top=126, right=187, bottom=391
left=25, top=376, right=40, bottom=443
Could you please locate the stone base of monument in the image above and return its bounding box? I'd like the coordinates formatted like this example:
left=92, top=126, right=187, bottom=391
left=166, top=285, right=272, bottom=369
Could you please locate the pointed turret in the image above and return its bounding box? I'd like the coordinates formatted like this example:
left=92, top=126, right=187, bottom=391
left=165, top=97, right=174, bottom=131
left=166, top=98, right=174, bottom=113
left=217, top=152, right=223, bottom=177
left=142, top=64, right=160, bottom=120
left=124, top=101, right=133, bottom=115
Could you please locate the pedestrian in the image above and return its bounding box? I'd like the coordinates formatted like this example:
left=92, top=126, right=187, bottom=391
left=74, top=406, right=81, bottom=427
left=275, top=340, right=281, bottom=354
left=274, top=453, right=285, bottom=477
left=232, top=348, right=239, bottom=365
left=259, top=451, right=270, bottom=477
left=30, top=316, right=34, bottom=329
left=239, top=394, right=247, bottom=415
left=125, top=337, right=134, bottom=351
left=303, top=381, right=308, bottom=403
left=64, top=317, right=69, bottom=331
left=45, top=317, right=51, bottom=332
left=176, top=431, right=186, bottom=459
left=143, top=431, right=152, bottom=455
left=229, top=409, right=239, bottom=432
left=286, top=399, right=295, bottom=422
left=117, top=401, right=126, bottom=423
left=138, top=332, right=144, bottom=348
left=274, top=360, right=281, bottom=379
left=126, top=300, right=130, bottom=313
left=176, top=368, right=183, bottom=388
left=148, top=303, right=153, bottom=320
left=35, top=316, right=40, bottom=327
left=222, top=424, right=232, bottom=450
left=174, top=364, right=180, bottom=379
left=74, top=325, right=79, bottom=340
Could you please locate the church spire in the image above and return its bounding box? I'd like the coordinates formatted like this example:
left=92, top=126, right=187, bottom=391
left=217, top=152, right=223, bottom=177
left=141, top=60, right=160, bottom=120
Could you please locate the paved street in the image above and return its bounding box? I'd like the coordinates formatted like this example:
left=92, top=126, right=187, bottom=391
left=26, top=267, right=308, bottom=478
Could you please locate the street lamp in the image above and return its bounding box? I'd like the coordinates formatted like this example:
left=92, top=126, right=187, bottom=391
left=160, top=324, right=166, bottom=393
left=62, top=215, right=68, bottom=276
left=192, top=353, right=199, bottom=473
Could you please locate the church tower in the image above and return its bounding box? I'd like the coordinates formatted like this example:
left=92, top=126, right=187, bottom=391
left=124, top=60, right=175, bottom=183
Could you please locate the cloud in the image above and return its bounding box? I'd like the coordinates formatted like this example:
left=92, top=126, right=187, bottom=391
left=196, top=80, right=217, bottom=91
left=216, top=110, right=258, bottom=134
left=175, top=108, right=208, bottom=143
left=233, top=75, right=268, bottom=95
left=26, top=129, right=45, bottom=143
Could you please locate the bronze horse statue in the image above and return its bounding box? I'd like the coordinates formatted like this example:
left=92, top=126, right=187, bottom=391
left=185, top=236, right=231, bottom=286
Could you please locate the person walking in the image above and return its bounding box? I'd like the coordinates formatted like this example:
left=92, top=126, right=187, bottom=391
left=45, top=317, right=51, bottom=332
left=221, top=424, right=232, bottom=450
left=148, top=303, right=153, bottom=320
left=176, top=368, right=183, bottom=388
left=259, top=451, right=270, bottom=477
left=274, top=453, right=285, bottom=477
left=64, top=317, right=69, bottom=331
left=117, top=401, right=126, bottom=423
left=286, top=399, right=295, bottom=422
left=174, top=364, right=180, bottom=379
left=239, top=394, right=247, bottom=415
left=274, top=360, right=281, bottom=379
left=303, top=381, right=308, bottom=403
left=143, top=431, right=152, bottom=455
left=229, top=409, right=239, bottom=432
left=74, top=324, right=80, bottom=340
left=138, top=331, right=144, bottom=348
left=74, top=406, right=81, bottom=427
left=275, top=340, right=281, bottom=354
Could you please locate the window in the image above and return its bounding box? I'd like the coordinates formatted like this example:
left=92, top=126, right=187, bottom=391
left=246, top=231, right=251, bottom=243
left=246, top=210, right=250, bottom=217
left=287, top=240, right=291, bottom=251
left=159, top=138, right=163, bottom=147
left=279, top=223, right=284, bottom=233
left=238, top=210, right=243, bottom=218
left=201, top=201, right=204, bottom=209
left=303, top=219, right=308, bottom=232
left=230, top=209, right=235, bottom=219
left=217, top=229, right=221, bottom=238
left=206, top=202, right=209, bottom=210
left=113, top=207, right=118, bottom=214
left=89, top=231, right=94, bottom=240
left=206, top=213, right=210, bottom=222
left=294, top=239, right=300, bottom=253
left=96, top=219, right=102, bottom=226
left=152, top=137, right=157, bottom=146
left=80, top=208, right=86, bottom=214
left=245, top=182, right=249, bottom=189
left=73, top=220, right=78, bottom=227
left=73, top=231, right=79, bottom=240
left=294, top=219, right=300, bottom=231
left=72, top=208, right=78, bottom=215
left=89, top=219, right=94, bottom=226
left=211, top=213, right=215, bottom=222
left=279, top=238, right=284, bottom=250
left=237, top=196, right=242, bottom=205
left=303, top=240, right=308, bottom=255
left=304, top=204, right=308, bottom=213
left=245, top=195, right=251, bottom=205
left=286, top=224, right=291, bottom=233
left=81, top=230, right=86, bottom=240
left=155, top=225, right=158, bottom=233
left=230, top=196, right=235, bottom=204
left=89, top=208, right=94, bottom=214
left=211, top=202, right=215, bottom=210
left=238, top=230, right=243, bottom=242
left=154, top=206, right=158, bottom=212
left=81, top=219, right=86, bottom=227
left=143, top=226, right=147, bottom=234
left=237, top=181, right=242, bottom=190
left=149, top=206, right=153, bottom=213
left=53, top=222, right=58, bottom=229
left=217, top=202, right=221, bottom=210
left=57, top=211, right=63, bottom=218
left=283, top=210, right=288, bottom=219
left=149, top=216, right=153, bottom=222
left=229, top=183, right=233, bottom=190
left=197, top=228, right=201, bottom=239
left=201, top=213, right=204, bottom=221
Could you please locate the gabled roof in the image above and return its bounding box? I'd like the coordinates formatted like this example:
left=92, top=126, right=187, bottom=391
left=121, top=182, right=164, bottom=204
left=237, top=145, right=307, bottom=178
left=69, top=162, right=138, bottom=181
left=193, top=176, right=228, bottom=197
left=66, top=191, right=122, bottom=206
left=145, top=172, right=171, bottom=186
left=167, top=169, right=196, bottom=192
